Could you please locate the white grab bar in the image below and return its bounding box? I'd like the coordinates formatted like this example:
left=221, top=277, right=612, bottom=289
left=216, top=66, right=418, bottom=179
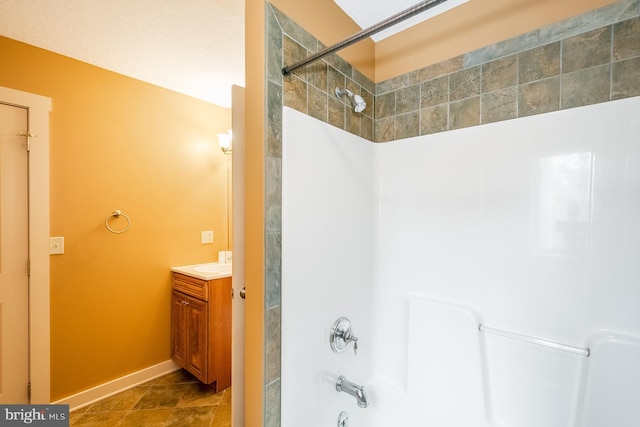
left=479, top=324, right=590, bottom=357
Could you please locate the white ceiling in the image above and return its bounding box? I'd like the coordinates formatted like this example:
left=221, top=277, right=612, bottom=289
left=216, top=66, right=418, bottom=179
left=0, top=0, right=245, bottom=108
left=0, top=1, right=466, bottom=108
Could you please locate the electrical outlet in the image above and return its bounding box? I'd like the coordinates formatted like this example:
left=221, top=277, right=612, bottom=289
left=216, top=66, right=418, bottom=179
left=50, top=237, right=65, bottom=254
left=201, top=230, right=214, bottom=244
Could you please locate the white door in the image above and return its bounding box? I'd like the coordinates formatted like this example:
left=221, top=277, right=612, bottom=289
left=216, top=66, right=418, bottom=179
left=0, top=103, right=30, bottom=403
left=231, top=85, right=245, bottom=426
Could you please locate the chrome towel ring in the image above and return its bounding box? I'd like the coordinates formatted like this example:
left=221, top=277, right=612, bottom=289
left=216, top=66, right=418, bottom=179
left=105, top=210, right=131, bottom=234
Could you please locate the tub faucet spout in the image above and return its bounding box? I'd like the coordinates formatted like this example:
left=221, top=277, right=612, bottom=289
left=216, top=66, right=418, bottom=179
left=336, top=375, right=369, bottom=408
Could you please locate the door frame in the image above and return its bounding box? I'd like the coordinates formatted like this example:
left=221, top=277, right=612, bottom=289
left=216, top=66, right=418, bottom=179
left=0, top=86, right=51, bottom=403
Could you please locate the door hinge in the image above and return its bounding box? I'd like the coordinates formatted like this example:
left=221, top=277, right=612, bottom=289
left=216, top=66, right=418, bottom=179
left=28, top=382, right=32, bottom=402
left=27, top=259, right=31, bottom=277
left=17, top=131, right=36, bottom=152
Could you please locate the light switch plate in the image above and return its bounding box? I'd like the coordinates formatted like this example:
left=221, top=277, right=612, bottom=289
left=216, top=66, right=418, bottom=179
left=50, top=237, right=64, bottom=254
left=201, top=230, right=214, bottom=244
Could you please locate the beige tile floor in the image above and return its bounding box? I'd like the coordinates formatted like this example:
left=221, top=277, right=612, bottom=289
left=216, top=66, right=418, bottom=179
left=69, top=369, right=231, bottom=427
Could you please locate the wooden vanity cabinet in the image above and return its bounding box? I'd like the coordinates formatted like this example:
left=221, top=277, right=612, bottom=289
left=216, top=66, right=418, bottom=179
left=171, top=272, right=231, bottom=391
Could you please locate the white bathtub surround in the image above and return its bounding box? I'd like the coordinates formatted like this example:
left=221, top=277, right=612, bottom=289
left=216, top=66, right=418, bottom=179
left=282, top=113, right=374, bottom=426
left=282, top=96, right=640, bottom=427
left=578, top=332, right=640, bottom=426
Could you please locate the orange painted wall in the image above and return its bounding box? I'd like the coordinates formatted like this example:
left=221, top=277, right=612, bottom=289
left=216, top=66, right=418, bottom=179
left=0, top=36, right=231, bottom=400
left=374, top=0, right=617, bottom=81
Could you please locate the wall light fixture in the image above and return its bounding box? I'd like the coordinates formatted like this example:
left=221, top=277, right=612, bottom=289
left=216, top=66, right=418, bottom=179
left=217, top=130, right=232, bottom=154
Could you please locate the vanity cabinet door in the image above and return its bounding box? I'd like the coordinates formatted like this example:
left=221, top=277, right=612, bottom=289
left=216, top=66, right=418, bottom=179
left=185, top=295, right=208, bottom=381
left=171, top=290, right=208, bottom=383
left=171, top=291, right=188, bottom=368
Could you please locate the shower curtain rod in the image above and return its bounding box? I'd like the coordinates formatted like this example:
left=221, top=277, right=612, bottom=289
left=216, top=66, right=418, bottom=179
left=282, top=0, right=450, bottom=75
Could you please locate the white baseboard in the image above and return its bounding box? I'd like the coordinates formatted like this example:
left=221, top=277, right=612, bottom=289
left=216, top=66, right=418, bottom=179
left=52, top=360, right=180, bottom=411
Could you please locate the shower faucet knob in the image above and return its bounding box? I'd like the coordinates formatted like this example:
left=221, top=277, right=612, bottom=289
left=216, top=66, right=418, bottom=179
left=330, top=317, right=359, bottom=354
left=343, top=330, right=358, bottom=354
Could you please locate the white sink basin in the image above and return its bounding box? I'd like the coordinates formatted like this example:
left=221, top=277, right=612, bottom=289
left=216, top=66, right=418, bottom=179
left=194, top=264, right=232, bottom=274
left=171, top=262, right=232, bottom=280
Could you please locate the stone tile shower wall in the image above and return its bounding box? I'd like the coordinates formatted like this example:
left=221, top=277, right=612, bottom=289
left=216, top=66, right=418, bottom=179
left=268, top=7, right=376, bottom=142
left=263, top=1, right=639, bottom=426
left=375, top=1, right=640, bottom=142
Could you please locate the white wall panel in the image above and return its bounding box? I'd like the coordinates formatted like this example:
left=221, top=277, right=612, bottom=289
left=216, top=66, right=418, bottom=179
left=282, top=108, right=374, bottom=427
left=282, top=96, right=640, bottom=427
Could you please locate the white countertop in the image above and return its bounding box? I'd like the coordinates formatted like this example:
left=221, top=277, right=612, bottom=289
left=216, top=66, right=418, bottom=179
left=171, top=262, right=232, bottom=281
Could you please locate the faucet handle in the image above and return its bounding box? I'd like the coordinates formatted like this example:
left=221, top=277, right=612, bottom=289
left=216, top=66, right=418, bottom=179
left=343, top=329, right=359, bottom=354
left=330, top=317, right=360, bottom=354
left=343, top=330, right=357, bottom=342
